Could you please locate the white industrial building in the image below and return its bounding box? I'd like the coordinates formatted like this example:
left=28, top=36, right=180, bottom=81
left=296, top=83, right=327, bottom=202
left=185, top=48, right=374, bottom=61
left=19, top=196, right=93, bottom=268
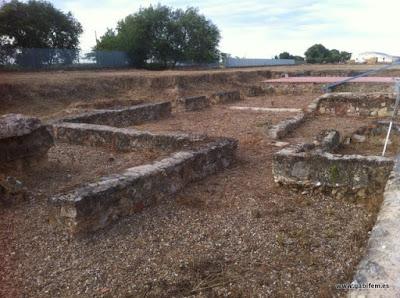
left=352, top=52, right=400, bottom=64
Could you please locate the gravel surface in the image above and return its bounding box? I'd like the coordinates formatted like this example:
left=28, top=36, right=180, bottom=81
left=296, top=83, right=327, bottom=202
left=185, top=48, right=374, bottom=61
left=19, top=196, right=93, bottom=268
left=285, top=114, right=377, bottom=144
left=0, top=95, right=381, bottom=297
left=0, top=143, right=173, bottom=198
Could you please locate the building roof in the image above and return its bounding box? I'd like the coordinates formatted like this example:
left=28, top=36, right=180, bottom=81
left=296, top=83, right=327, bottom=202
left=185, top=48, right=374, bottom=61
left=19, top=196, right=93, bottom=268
left=357, top=51, right=399, bottom=58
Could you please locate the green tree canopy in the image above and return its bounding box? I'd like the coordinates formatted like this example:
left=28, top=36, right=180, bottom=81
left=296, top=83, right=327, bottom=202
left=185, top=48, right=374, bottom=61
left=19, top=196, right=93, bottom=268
left=305, top=44, right=351, bottom=64
left=304, top=44, right=330, bottom=63
left=276, top=51, right=304, bottom=62
left=0, top=0, right=82, bottom=67
left=95, top=5, right=221, bottom=68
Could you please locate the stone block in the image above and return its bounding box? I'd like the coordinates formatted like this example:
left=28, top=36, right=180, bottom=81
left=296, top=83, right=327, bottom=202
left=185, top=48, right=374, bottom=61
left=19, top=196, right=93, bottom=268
left=244, top=85, right=265, bottom=97
left=51, top=122, right=207, bottom=151
left=0, top=114, right=53, bottom=165
left=210, top=91, right=241, bottom=104
left=273, top=143, right=393, bottom=196
left=316, top=92, right=396, bottom=117
left=178, top=96, right=210, bottom=111
left=59, top=101, right=172, bottom=127
left=267, top=113, right=305, bottom=139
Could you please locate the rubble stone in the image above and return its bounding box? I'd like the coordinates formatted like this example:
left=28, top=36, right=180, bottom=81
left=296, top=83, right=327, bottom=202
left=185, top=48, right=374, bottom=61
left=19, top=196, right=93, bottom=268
left=58, top=101, right=172, bottom=127
left=178, top=96, right=210, bottom=111
left=0, top=114, right=53, bottom=164
left=210, top=90, right=241, bottom=104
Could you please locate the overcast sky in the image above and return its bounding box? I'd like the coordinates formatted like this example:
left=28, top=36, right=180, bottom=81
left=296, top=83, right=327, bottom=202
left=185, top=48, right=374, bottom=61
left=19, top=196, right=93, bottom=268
left=52, top=0, right=399, bottom=57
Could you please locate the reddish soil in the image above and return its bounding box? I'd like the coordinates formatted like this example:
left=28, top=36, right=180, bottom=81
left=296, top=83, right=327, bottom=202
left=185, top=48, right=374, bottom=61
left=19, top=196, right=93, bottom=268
left=285, top=114, right=378, bottom=144
left=339, top=133, right=400, bottom=157
left=2, top=64, right=400, bottom=119
left=264, top=76, right=398, bottom=83
left=0, top=143, right=174, bottom=198
left=1, top=64, right=399, bottom=84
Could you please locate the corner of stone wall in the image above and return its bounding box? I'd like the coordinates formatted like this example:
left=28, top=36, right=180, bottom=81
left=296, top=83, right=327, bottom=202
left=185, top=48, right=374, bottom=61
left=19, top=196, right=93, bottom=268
left=349, top=154, right=400, bottom=297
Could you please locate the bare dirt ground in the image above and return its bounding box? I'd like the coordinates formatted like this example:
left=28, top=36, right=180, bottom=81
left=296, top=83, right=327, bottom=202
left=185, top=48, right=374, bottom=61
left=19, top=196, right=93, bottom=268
left=339, top=134, right=400, bottom=157
left=285, top=115, right=377, bottom=144
left=0, top=143, right=173, bottom=198
left=0, top=92, right=381, bottom=297
left=2, top=64, right=400, bottom=84
left=2, top=64, right=400, bottom=120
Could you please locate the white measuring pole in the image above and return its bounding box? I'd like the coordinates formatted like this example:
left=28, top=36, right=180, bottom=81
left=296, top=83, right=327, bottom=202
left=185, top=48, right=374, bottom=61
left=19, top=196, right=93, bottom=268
left=382, top=80, right=400, bottom=156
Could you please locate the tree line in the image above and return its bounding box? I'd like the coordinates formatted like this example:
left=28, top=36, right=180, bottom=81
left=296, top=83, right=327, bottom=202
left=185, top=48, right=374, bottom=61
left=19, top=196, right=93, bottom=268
left=276, top=44, right=352, bottom=64
left=0, top=0, right=353, bottom=69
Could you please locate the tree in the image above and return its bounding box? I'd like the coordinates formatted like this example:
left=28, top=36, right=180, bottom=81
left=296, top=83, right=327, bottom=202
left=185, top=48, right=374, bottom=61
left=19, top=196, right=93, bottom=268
left=304, top=44, right=330, bottom=63
left=276, top=52, right=304, bottom=62
left=95, top=5, right=221, bottom=68
left=328, top=49, right=341, bottom=63
left=176, top=7, right=220, bottom=65
left=339, top=51, right=352, bottom=62
left=0, top=0, right=82, bottom=67
left=278, top=52, right=292, bottom=59
left=305, top=44, right=351, bottom=64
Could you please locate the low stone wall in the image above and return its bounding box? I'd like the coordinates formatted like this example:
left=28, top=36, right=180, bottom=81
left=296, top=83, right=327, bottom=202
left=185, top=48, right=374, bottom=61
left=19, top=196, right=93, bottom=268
left=350, top=155, right=400, bottom=297
left=0, top=114, right=53, bottom=165
left=273, top=143, right=393, bottom=197
left=244, top=85, right=266, bottom=97
left=267, top=113, right=305, bottom=139
left=59, top=101, right=172, bottom=127
left=262, top=83, right=322, bottom=95
left=267, top=92, right=396, bottom=140
left=49, top=137, right=237, bottom=234
left=262, top=82, right=395, bottom=95
left=317, top=92, right=395, bottom=117
left=210, top=90, right=241, bottom=104
left=51, top=122, right=207, bottom=151
left=178, top=96, right=210, bottom=111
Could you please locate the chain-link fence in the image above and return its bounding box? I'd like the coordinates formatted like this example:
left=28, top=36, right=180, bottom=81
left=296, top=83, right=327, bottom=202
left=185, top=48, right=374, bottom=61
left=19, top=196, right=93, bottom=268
left=0, top=47, right=297, bottom=70
left=0, top=48, right=129, bottom=70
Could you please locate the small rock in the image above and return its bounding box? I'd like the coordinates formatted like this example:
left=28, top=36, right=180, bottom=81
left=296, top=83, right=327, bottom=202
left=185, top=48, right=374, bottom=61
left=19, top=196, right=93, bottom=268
left=356, top=188, right=367, bottom=198
left=0, top=176, right=28, bottom=206
left=250, top=209, right=262, bottom=218
left=273, top=141, right=289, bottom=147
left=343, top=137, right=351, bottom=145
left=0, top=114, right=41, bottom=139
left=0, top=113, right=54, bottom=164
left=377, top=108, right=388, bottom=117
left=352, top=134, right=366, bottom=143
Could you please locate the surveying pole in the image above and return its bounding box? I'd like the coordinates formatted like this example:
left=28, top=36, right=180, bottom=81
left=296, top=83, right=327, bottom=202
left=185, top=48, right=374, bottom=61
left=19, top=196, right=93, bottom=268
left=382, top=79, right=400, bottom=156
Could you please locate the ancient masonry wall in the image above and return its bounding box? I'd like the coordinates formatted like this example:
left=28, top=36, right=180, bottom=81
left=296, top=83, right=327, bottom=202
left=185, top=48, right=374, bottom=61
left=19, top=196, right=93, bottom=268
left=317, top=92, right=396, bottom=117
left=178, top=96, right=210, bottom=111
left=50, top=124, right=237, bottom=235
left=261, top=82, right=394, bottom=95
left=267, top=92, right=396, bottom=140
left=0, top=114, right=53, bottom=165
left=210, top=90, right=241, bottom=104
left=49, top=102, right=238, bottom=235
left=51, top=122, right=207, bottom=151
left=60, top=101, right=172, bottom=127
left=350, top=156, right=400, bottom=297
left=273, top=143, right=393, bottom=197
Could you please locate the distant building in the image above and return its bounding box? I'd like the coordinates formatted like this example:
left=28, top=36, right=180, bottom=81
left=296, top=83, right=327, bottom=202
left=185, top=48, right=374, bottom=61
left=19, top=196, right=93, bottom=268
left=352, top=52, right=400, bottom=64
